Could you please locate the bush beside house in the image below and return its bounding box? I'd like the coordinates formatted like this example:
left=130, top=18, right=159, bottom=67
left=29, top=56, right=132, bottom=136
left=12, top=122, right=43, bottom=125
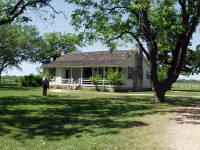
left=89, top=75, right=102, bottom=91
left=106, top=71, right=125, bottom=92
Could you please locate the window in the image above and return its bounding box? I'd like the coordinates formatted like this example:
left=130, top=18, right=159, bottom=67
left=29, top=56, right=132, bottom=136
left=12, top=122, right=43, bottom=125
left=99, top=67, right=103, bottom=77
left=83, top=68, right=92, bottom=78
left=105, top=67, right=108, bottom=78
left=66, top=70, right=70, bottom=78
left=112, top=67, right=116, bottom=72
left=118, top=67, right=122, bottom=73
left=49, top=68, right=56, bottom=77
left=146, top=71, right=151, bottom=79
left=128, top=67, right=134, bottom=79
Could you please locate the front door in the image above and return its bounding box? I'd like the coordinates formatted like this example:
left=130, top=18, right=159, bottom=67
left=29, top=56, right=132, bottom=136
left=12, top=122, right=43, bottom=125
left=83, top=68, right=92, bottom=78
left=66, top=69, right=70, bottom=78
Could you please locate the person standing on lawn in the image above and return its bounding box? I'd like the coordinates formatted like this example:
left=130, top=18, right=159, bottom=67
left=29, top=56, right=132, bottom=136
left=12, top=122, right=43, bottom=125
left=43, top=77, right=49, bottom=96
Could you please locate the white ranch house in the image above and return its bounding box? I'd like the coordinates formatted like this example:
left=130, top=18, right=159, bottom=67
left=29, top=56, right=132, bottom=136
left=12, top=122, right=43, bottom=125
left=43, top=50, right=152, bottom=91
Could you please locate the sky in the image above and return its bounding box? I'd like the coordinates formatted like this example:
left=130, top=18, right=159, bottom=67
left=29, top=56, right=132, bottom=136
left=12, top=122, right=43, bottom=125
left=2, top=0, right=200, bottom=80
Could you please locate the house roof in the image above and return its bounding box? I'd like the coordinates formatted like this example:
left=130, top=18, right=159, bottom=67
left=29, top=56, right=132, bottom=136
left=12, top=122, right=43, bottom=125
left=43, top=50, right=134, bottom=68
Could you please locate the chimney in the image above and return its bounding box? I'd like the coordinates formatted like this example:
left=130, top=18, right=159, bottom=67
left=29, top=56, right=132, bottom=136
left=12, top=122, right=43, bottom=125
left=134, top=44, right=143, bottom=91
left=61, top=50, right=65, bottom=56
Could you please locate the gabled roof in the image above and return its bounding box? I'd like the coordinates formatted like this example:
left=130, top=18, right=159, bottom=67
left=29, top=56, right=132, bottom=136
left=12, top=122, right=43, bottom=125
left=43, top=50, right=134, bottom=68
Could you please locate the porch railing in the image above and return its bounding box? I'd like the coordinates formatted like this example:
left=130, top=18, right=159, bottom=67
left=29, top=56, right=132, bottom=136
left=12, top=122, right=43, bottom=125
left=62, top=79, right=72, bottom=84
left=62, top=78, right=110, bottom=85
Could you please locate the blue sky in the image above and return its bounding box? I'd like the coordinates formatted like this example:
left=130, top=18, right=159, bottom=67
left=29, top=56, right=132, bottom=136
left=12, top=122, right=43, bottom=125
left=2, top=0, right=200, bottom=80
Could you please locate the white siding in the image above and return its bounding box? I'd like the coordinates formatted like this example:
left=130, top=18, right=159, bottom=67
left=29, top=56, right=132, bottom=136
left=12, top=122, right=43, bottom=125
left=142, top=61, right=152, bottom=88
left=121, top=54, right=135, bottom=88
left=55, top=68, right=62, bottom=85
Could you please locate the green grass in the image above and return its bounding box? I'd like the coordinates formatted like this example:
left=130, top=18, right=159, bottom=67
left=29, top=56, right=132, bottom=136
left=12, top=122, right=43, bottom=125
left=0, top=84, right=200, bottom=150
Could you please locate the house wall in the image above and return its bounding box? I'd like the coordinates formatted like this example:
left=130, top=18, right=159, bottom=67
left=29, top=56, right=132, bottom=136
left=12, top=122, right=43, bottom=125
left=120, top=54, right=152, bottom=90
left=43, top=68, right=49, bottom=75
left=121, top=54, right=135, bottom=88
left=55, top=68, right=62, bottom=85
left=142, top=61, right=152, bottom=89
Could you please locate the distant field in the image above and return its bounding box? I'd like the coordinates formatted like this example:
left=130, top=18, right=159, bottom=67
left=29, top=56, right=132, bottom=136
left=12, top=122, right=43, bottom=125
left=172, top=82, right=200, bottom=91
left=1, top=76, right=19, bottom=84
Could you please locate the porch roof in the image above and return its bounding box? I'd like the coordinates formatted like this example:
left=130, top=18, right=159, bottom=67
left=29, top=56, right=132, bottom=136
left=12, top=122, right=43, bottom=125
left=43, top=50, right=134, bottom=68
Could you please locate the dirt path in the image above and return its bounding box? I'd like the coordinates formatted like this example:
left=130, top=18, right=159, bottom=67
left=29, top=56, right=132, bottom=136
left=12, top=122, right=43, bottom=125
left=164, top=105, right=200, bottom=150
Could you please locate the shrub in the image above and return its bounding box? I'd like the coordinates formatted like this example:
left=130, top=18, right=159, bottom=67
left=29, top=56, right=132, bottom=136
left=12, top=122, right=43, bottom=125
left=19, top=76, right=26, bottom=86
left=157, top=70, right=167, bottom=83
left=19, top=74, right=43, bottom=87
left=15, top=77, right=19, bottom=83
left=89, top=74, right=102, bottom=91
left=106, top=71, right=125, bottom=87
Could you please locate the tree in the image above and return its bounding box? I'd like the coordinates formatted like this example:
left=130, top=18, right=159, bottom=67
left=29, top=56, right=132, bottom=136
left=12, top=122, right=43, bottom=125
left=32, top=32, right=84, bottom=64
left=66, top=0, right=200, bottom=102
left=182, top=45, right=200, bottom=75
left=0, top=0, right=54, bottom=25
left=0, top=23, right=41, bottom=82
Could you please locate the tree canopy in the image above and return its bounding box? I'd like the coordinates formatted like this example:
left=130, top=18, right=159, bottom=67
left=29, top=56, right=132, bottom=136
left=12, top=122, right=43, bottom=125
left=0, top=0, right=54, bottom=25
left=0, top=23, right=41, bottom=80
left=66, top=0, right=200, bottom=102
left=32, top=32, right=84, bottom=64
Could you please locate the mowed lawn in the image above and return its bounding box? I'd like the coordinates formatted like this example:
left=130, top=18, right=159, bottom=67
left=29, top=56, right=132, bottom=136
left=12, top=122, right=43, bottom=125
left=0, top=84, right=200, bottom=150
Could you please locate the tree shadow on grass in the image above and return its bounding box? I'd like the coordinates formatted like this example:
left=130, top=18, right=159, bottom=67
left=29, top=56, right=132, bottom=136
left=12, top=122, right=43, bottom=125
left=0, top=94, right=150, bottom=141
left=166, top=96, right=200, bottom=107
left=1, top=93, right=199, bottom=141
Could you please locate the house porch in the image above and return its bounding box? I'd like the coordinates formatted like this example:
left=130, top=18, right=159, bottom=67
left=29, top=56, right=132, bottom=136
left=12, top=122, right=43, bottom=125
left=48, top=66, right=127, bottom=87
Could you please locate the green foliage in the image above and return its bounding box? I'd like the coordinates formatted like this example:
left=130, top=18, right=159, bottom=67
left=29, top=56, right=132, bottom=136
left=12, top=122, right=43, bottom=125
left=0, top=23, right=41, bottom=75
left=66, top=0, right=200, bottom=77
left=182, top=45, right=200, bottom=75
left=89, top=74, right=102, bottom=90
left=33, top=32, right=85, bottom=64
left=157, top=71, right=167, bottom=83
left=19, top=74, right=42, bottom=87
left=0, top=0, right=53, bottom=25
left=106, top=71, right=125, bottom=87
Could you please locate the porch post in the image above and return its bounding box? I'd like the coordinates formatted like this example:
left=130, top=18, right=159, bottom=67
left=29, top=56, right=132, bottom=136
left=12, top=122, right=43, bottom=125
left=103, top=67, right=105, bottom=86
left=81, top=67, right=83, bottom=84
left=71, top=67, right=72, bottom=83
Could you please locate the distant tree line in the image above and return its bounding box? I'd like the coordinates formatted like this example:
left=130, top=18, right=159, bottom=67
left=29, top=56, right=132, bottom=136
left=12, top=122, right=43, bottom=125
left=176, top=79, right=200, bottom=83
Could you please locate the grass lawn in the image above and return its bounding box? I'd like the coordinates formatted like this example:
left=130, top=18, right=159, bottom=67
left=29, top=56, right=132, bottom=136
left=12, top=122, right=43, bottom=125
left=0, top=84, right=200, bottom=150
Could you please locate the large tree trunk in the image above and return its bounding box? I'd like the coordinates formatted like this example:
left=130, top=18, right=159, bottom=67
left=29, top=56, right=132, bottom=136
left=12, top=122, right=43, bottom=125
left=154, top=88, right=166, bottom=103
left=152, top=79, right=167, bottom=103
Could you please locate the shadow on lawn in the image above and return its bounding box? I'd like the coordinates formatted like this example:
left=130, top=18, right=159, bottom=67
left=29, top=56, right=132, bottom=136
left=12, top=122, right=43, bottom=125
left=0, top=94, right=151, bottom=141
left=0, top=92, right=200, bottom=141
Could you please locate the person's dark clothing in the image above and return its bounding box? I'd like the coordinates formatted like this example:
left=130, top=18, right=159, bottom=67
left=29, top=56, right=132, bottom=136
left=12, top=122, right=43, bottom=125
left=43, top=79, right=49, bottom=96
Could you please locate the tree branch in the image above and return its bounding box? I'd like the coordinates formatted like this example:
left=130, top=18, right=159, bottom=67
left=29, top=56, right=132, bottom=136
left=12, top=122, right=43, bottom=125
left=0, top=1, right=30, bottom=25
left=178, top=0, right=189, bottom=24
left=10, top=0, right=25, bottom=15
left=46, top=3, right=68, bottom=20
left=105, top=31, right=150, bottom=61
